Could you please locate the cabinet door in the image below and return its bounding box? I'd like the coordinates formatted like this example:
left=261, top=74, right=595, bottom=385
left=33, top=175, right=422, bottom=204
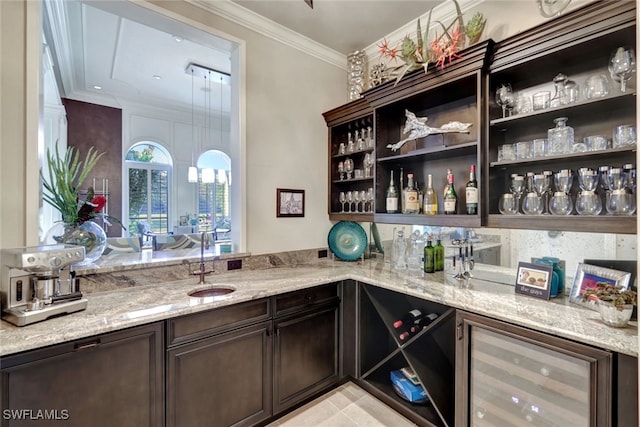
left=0, top=323, right=164, bottom=427
left=166, top=321, right=272, bottom=427
left=456, top=311, right=611, bottom=427
left=273, top=304, right=339, bottom=413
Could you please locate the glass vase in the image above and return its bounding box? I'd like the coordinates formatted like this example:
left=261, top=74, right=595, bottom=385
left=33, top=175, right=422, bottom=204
left=44, top=221, right=107, bottom=266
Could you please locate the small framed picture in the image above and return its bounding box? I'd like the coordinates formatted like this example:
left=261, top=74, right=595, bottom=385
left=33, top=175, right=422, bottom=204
left=569, top=262, right=632, bottom=310
left=179, top=215, right=189, bottom=226
left=276, top=188, right=305, bottom=217
left=515, top=262, right=553, bottom=300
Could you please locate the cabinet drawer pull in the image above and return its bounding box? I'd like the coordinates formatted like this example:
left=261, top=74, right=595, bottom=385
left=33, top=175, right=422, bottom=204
left=456, top=322, right=463, bottom=341
left=74, top=339, right=101, bottom=351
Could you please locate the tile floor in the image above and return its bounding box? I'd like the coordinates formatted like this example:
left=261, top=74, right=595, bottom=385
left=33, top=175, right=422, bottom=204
left=267, top=382, right=417, bottom=426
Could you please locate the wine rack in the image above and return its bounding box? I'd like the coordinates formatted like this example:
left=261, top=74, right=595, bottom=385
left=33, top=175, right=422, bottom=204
left=357, top=284, right=456, bottom=427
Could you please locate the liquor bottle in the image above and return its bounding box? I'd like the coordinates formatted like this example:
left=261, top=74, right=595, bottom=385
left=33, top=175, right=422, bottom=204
left=415, top=178, right=424, bottom=214
left=434, top=239, right=444, bottom=271
left=409, top=312, right=438, bottom=333
left=393, top=309, right=424, bottom=341
left=402, top=173, right=420, bottom=214
left=386, top=170, right=399, bottom=213
left=399, top=167, right=404, bottom=213
left=443, top=169, right=458, bottom=215
left=465, top=164, right=478, bottom=215
left=423, top=174, right=438, bottom=215
left=423, top=239, right=435, bottom=273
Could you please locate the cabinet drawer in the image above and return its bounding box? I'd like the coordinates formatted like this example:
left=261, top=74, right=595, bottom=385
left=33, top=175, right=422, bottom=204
left=274, top=283, right=340, bottom=317
left=168, top=299, right=270, bottom=346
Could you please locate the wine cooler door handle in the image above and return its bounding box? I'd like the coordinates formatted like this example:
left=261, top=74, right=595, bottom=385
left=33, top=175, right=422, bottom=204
left=456, top=321, right=463, bottom=341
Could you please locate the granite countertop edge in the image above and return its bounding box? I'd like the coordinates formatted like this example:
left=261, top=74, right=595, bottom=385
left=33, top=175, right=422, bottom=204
left=0, top=260, right=637, bottom=358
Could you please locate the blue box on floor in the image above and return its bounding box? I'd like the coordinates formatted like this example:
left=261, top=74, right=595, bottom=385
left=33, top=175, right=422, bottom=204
left=390, top=370, right=428, bottom=403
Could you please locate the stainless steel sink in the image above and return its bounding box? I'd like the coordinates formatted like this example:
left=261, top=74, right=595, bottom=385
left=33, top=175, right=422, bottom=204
left=188, top=287, right=235, bottom=298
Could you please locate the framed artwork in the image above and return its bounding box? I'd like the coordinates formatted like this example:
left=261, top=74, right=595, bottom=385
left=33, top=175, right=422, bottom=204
left=277, top=188, right=305, bottom=217
left=569, top=262, right=632, bottom=310
left=514, top=262, right=553, bottom=300
left=179, top=215, right=189, bottom=226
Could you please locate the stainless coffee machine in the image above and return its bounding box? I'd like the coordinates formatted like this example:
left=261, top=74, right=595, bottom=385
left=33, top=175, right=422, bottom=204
left=1, top=245, right=88, bottom=326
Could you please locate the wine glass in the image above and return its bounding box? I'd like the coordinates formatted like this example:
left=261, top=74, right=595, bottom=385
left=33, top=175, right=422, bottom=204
left=363, top=153, right=372, bottom=178
left=339, top=191, right=346, bottom=212
left=496, top=84, right=516, bottom=118
left=532, top=174, right=550, bottom=214
left=510, top=174, right=525, bottom=214
left=359, top=190, right=367, bottom=212
left=337, top=161, right=345, bottom=180
left=346, top=191, right=354, bottom=212
left=352, top=191, right=361, bottom=212
left=609, top=47, right=635, bottom=92
left=367, top=188, right=374, bottom=213
left=343, top=158, right=354, bottom=180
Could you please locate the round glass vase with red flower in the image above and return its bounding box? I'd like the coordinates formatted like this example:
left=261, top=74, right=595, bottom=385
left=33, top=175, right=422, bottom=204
left=41, top=144, right=123, bottom=266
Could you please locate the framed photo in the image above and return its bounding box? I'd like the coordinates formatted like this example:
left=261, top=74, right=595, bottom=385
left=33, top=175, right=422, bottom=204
left=276, top=188, right=305, bottom=217
left=179, top=215, right=189, bottom=226
left=569, top=262, right=632, bottom=310
left=515, top=262, right=553, bottom=300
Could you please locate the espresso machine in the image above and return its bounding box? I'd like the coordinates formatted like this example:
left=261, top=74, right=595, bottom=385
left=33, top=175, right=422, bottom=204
left=1, top=245, right=88, bottom=326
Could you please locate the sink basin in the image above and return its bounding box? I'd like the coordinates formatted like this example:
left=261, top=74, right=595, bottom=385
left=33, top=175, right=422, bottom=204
left=188, top=287, right=236, bottom=298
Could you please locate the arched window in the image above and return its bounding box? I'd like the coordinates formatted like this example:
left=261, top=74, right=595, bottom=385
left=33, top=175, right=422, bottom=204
left=125, top=142, right=172, bottom=234
left=197, top=150, right=231, bottom=241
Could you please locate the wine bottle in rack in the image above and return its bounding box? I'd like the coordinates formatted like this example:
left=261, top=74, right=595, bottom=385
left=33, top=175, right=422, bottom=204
left=465, top=164, right=478, bottom=215
left=409, top=312, right=438, bottom=333
left=392, top=309, right=423, bottom=341
left=386, top=170, right=399, bottom=213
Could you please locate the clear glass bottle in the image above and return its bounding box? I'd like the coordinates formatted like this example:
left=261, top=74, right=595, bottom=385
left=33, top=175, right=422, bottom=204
left=444, top=169, right=458, bottom=215
left=548, top=117, right=574, bottom=156
left=402, top=173, right=420, bottom=214
left=423, top=174, right=438, bottom=215
left=385, top=170, right=399, bottom=213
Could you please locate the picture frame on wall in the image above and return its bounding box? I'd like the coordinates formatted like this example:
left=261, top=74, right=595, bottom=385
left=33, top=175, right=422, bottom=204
left=276, top=188, right=305, bottom=217
left=179, top=215, right=189, bottom=226
left=569, top=263, right=632, bottom=311
left=514, top=262, right=553, bottom=300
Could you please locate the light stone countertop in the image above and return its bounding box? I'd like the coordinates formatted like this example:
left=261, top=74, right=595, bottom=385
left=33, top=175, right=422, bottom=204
left=0, top=259, right=637, bottom=357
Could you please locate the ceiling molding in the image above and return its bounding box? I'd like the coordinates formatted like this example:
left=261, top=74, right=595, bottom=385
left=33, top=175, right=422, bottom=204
left=363, top=0, right=485, bottom=61
left=188, top=0, right=347, bottom=70
left=43, top=0, right=76, bottom=97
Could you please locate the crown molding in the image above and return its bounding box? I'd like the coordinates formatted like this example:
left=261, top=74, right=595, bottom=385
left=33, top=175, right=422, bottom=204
left=363, top=0, right=485, bottom=61
left=43, top=0, right=77, bottom=97
left=188, top=0, right=347, bottom=70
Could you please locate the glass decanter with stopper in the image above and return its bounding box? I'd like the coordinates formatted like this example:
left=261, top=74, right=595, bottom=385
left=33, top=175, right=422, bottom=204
left=547, top=117, right=574, bottom=156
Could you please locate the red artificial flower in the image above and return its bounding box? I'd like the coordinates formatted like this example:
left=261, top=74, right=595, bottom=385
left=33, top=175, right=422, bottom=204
left=91, top=195, right=107, bottom=213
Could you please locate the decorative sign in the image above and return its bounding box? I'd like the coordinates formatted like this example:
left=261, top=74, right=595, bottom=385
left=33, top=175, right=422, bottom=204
left=515, top=262, right=553, bottom=300
left=276, top=188, right=305, bottom=218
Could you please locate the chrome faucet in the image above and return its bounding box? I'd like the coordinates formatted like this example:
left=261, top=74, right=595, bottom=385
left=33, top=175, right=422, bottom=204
left=191, top=232, right=214, bottom=284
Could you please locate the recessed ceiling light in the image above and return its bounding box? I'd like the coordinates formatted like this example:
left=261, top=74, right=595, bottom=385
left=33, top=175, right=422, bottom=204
left=153, top=75, right=162, bottom=80
left=173, top=36, right=182, bottom=42
left=93, top=85, right=102, bottom=90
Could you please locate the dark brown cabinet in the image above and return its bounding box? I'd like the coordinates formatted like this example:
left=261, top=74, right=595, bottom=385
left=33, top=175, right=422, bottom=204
left=0, top=323, right=164, bottom=427
left=273, top=283, right=341, bottom=413
left=485, top=0, right=636, bottom=234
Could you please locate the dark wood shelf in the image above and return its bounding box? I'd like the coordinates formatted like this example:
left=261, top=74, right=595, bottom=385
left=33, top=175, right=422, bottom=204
left=378, top=142, right=479, bottom=163
left=374, top=213, right=482, bottom=228
left=489, top=146, right=636, bottom=167
left=331, top=177, right=373, bottom=184
left=332, top=148, right=374, bottom=159
left=328, top=212, right=373, bottom=222
left=486, top=214, right=636, bottom=234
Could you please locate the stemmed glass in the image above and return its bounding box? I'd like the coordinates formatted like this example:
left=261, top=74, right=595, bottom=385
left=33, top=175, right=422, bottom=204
left=353, top=191, right=361, bottom=212
left=346, top=191, right=354, bottom=212
left=343, top=158, right=354, bottom=180
left=363, top=153, right=373, bottom=178
left=339, top=191, right=346, bottom=212
left=359, top=190, right=367, bottom=212
left=496, top=83, right=516, bottom=118
left=510, top=174, right=525, bottom=214
left=337, top=161, right=345, bottom=180
left=609, top=47, right=635, bottom=92
left=367, top=188, right=374, bottom=213
left=533, top=174, right=550, bottom=214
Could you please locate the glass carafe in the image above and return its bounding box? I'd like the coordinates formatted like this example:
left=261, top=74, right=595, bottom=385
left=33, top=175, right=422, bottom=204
left=548, top=117, right=574, bottom=156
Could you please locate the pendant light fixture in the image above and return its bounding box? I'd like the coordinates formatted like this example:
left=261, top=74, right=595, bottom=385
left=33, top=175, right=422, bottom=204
left=187, top=65, right=198, bottom=183
left=202, top=70, right=215, bottom=184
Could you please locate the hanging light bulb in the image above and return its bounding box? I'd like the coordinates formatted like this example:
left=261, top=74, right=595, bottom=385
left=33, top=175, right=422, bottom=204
left=188, top=66, right=198, bottom=183
left=202, top=168, right=215, bottom=183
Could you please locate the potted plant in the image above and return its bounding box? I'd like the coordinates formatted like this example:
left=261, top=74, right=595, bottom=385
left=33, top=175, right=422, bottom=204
left=582, top=282, right=637, bottom=327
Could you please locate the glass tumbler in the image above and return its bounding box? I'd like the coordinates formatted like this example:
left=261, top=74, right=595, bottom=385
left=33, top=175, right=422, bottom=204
left=584, top=73, right=610, bottom=99
left=532, top=138, right=548, bottom=158
left=522, top=192, right=543, bottom=215
left=606, top=189, right=636, bottom=215
left=549, top=192, right=573, bottom=215
left=498, top=193, right=518, bottom=215
left=515, top=141, right=531, bottom=160
left=613, top=124, right=637, bottom=148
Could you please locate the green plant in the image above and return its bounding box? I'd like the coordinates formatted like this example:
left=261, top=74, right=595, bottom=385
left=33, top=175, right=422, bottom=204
left=41, top=143, right=104, bottom=224
left=465, top=12, right=486, bottom=45
left=582, top=282, right=637, bottom=310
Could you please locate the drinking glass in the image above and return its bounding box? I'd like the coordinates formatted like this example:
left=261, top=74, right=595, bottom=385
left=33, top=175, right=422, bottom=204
left=606, top=190, right=635, bottom=215
left=607, top=167, right=627, bottom=191
left=522, top=192, right=543, bottom=215
left=510, top=175, right=525, bottom=214
left=532, top=91, right=550, bottom=110
left=554, top=169, right=573, bottom=193
left=575, top=191, right=602, bottom=215
left=352, top=191, right=360, bottom=212
left=343, top=158, right=354, bottom=179
left=532, top=174, right=550, bottom=214
left=359, top=190, right=367, bottom=212
left=584, top=74, right=610, bottom=99
left=498, top=193, right=518, bottom=215
left=496, top=84, right=515, bottom=118
left=338, top=142, right=346, bottom=155
left=392, top=228, right=407, bottom=270
left=584, top=135, right=608, bottom=152
left=339, top=192, right=346, bottom=212
left=613, top=124, right=637, bottom=148
left=367, top=188, right=374, bottom=212
left=337, top=161, right=345, bottom=180
left=346, top=191, right=354, bottom=212
left=577, top=168, right=599, bottom=192
left=609, top=47, right=635, bottom=92
left=363, top=153, right=373, bottom=178
left=532, top=138, right=548, bottom=158
left=549, top=192, right=573, bottom=215
left=515, top=141, right=531, bottom=160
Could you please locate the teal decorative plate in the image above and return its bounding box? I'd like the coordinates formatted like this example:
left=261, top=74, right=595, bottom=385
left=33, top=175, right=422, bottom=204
left=328, top=221, right=368, bottom=261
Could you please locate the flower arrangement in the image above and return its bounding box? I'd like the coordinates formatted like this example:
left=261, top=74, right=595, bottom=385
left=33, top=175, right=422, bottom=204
left=377, top=0, right=485, bottom=85
left=41, top=143, right=123, bottom=229
left=582, top=282, right=637, bottom=310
